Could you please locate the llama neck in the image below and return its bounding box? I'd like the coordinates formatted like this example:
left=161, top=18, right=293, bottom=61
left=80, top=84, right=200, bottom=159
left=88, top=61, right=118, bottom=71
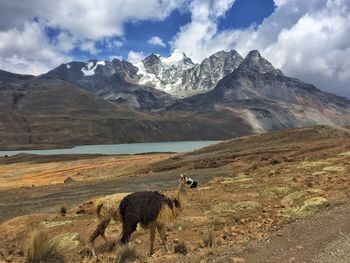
left=176, top=184, right=188, bottom=208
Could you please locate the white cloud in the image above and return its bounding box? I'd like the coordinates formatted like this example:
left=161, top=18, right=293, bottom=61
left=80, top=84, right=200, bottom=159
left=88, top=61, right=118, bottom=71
left=109, top=55, right=123, bottom=61
left=171, top=0, right=350, bottom=98
left=127, top=50, right=145, bottom=64
left=110, top=40, right=124, bottom=48
left=0, top=0, right=189, bottom=40
left=240, top=0, right=350, bottom=98
left=170, top=0, right=236, bottom=62
left=55, top=31, right=76, bottom=52
left=148, top=36, right=166, bottom=47
left=0, top=0, right=189, bottom=74
left=0, top=22, right=69, bottom=75
left=80, top=41, right=100, bottom=55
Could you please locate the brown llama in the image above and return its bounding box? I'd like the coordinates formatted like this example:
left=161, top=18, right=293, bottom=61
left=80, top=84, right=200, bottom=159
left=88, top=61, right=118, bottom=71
left=78, top=193, right=129, bottom=257
left=119, top=174, right=197, bottom=256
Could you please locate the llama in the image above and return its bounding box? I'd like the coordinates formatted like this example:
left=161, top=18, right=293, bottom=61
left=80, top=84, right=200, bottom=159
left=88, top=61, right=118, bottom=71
left=119, top=174, right=197, bottom=256
left=79, top=193, right=129, bottom=257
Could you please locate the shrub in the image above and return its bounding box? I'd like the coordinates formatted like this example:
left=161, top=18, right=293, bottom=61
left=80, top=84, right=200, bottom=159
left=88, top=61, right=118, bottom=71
left=202, top=231, right=215, bottom=248
left=114, top=245, right=138, bottom=263
left=60, top=205, right=67, bottom=216
left=25, top=228, right=65, bottom=263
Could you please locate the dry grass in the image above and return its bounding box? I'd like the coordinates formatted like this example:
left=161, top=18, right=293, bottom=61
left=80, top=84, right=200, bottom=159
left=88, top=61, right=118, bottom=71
left=114, top=244, right=138, bottom=263
left=59, top=205, right=67, bottom=216
left=25, top=228, right=66, bottom=263
left=202, top=231, right=215, bottom=248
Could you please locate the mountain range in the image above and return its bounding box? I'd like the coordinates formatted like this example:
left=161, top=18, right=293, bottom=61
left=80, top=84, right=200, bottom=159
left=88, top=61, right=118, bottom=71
left=1, top=49, right=350, bottom=149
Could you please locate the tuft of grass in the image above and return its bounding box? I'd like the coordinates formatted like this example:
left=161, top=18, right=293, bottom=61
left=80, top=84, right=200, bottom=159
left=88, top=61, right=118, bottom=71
left=202, top=231, right=215, bottom=248
left=114, top=244, right=138, bottom=263
left=205, top=248, right=214, bottom=257
left=60, top=205, right=67, bottom=216
left=25, top=228, right=66, bottom=263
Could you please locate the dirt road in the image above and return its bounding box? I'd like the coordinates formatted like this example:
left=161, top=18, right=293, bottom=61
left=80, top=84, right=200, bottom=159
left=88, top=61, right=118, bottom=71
left=237, top=201, right=350, bottom=263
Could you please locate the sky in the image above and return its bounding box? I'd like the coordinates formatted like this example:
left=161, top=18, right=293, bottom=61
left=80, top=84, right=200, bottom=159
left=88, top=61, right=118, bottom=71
left=0, top=0, right=349, bottom=98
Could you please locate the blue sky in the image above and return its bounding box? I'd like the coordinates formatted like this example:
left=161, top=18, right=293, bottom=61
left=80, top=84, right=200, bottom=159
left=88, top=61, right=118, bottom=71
left=0, top=0, right=349, bottom=98
left=58, top=0, right=275, bottom=61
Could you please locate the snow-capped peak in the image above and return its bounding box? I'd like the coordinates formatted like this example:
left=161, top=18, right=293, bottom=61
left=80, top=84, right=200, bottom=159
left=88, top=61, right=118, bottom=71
left=159, top=49, right=192, bottom=65
left=81, top=60, right=105, bottom=76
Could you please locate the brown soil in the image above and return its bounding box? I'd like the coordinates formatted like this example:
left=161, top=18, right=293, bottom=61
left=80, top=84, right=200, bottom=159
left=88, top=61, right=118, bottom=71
left=0, top=153, right=170, bottom=188
left=0, top=125, right=349, bottom=262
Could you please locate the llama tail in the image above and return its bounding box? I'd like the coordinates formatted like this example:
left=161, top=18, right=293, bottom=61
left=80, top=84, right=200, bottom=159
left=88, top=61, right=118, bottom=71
left=119, top=197, right=128, bottom=223
left=119, top=197, right=130, bottom=244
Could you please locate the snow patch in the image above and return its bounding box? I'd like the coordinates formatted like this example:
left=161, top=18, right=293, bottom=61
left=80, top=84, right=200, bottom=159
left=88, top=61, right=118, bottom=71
left=81, top=61, right=105, bottom=76
left=135, top=61, right=163, bottom=90
left=66, top=64, right=71, bottom=69
left=160, top=49, right=188, bottom=64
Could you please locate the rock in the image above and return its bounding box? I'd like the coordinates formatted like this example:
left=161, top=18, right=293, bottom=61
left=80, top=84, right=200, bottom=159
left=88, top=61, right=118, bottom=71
left=270, top=159, right=280, bottom=165
left=64, top=177, right=75, bottom=184
left=6, top=255, right=13, bottom=262
left=76, top=208, right=86, bottom=214
left=15, top=250, right=24, bottom=257
left=174, top=242, right=188, bottom=255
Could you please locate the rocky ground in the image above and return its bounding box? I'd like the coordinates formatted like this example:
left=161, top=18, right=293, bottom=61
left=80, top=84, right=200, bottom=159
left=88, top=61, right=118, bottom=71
left=0, top=125, right=349, bottom=262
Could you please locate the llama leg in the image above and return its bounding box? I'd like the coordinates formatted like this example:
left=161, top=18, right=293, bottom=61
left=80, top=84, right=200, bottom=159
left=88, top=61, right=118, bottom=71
left=120, top=222, right=137, bottom=244
left=149, top=223, right=156, bottom=256
left=101, top=219, right=111, bottom=243
left=89, top=219, right=110, bottom=257
left=157, top=224, right=168, bottom=251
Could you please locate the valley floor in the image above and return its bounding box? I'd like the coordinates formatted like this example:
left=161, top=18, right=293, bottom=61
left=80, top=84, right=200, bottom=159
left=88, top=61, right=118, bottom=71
left=0, top=125, right=349, bottom=262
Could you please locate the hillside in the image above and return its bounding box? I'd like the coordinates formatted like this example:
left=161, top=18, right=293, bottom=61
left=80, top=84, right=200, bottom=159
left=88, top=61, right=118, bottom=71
left=0, top=74, right=253, bottom=150
left=175, top=50, right=350, bottom=132
left=0, top=126, right=349, bottom=262
left=1, top=49, right=350, bottom=150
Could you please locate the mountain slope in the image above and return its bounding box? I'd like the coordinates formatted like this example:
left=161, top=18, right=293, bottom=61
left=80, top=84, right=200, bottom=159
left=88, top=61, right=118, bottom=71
left=0, top=72, right=253, bottom=150
left=44, top=49, right=243, bottom=104
left=137, top=49, right=243, bottom=97
left=1, top=49, right=350, bottom=150
left=44, top=59, right=176, bottom=110
left=176, top=50, right=350, bottom=132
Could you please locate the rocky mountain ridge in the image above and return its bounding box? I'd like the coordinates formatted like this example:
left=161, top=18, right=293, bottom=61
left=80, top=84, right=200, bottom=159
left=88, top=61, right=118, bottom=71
left=44, top=49, right=244, bottom=107
left=1, top=49, right=350, bottom=149
left=176, top=50, right=350, bottom=132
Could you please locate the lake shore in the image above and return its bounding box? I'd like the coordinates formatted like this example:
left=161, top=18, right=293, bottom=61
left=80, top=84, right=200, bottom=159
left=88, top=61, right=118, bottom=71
left=0, top=140, right=221, bottom=156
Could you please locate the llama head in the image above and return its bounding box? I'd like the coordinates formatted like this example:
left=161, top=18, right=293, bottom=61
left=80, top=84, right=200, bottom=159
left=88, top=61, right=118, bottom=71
left=179, top=174, right=197, bottom=189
